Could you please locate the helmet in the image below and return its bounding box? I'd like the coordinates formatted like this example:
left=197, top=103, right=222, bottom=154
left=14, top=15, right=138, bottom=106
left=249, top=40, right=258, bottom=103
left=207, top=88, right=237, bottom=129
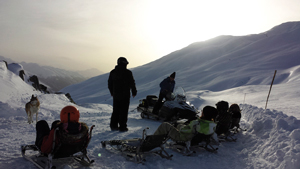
left=117, top=57, right=129, bottom=65
left=60, top=105, right=80, bottom=123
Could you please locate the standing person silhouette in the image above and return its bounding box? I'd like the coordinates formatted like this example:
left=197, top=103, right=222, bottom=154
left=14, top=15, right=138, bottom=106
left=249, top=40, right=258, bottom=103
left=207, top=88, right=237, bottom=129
left=108, top=57, right=137, bottom=132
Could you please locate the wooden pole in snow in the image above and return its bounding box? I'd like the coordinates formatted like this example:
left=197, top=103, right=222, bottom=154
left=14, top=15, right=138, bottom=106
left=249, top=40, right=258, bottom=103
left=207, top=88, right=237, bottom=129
left=265, top=70, right=277, bottom=110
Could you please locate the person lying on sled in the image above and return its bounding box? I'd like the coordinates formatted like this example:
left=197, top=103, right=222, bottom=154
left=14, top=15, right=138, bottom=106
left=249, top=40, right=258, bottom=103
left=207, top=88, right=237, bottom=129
left=153, top=105, right=218, bottom=142
left=35, top=105, right=89, bottom=155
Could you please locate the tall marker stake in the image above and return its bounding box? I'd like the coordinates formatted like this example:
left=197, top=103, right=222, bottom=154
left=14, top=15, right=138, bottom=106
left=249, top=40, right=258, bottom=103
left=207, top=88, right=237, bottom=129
left=265, top=70, right=277, bottom=110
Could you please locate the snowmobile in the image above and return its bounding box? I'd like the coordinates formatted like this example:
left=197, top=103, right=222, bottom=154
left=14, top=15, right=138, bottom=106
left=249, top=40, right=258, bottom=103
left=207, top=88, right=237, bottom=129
left=137, top=87, right=199, bottom=122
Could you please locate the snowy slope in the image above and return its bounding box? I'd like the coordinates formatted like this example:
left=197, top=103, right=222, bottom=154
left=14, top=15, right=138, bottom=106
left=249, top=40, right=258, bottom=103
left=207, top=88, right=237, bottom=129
left=0, top=60, right=299, bottom=169
left=60, top=21, right=300, bottom=118
left=0, top=21, right=300, bottom=169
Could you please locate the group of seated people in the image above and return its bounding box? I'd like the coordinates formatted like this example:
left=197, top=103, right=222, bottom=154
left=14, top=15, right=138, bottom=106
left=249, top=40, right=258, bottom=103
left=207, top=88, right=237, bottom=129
left=152, top=101, right=242, bottom=143
left=34, top=101, right=241, bottom=157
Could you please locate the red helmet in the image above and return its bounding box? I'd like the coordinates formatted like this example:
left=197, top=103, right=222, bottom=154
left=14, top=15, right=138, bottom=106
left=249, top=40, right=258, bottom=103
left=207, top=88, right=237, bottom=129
left=60, top=105, right=80, bottom=123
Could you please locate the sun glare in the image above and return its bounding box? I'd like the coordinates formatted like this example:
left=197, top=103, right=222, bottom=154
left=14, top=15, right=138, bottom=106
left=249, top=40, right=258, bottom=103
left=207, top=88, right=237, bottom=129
left=142, top=1, right=224, bottom=53
left=141, top=0, right=265, bottom=55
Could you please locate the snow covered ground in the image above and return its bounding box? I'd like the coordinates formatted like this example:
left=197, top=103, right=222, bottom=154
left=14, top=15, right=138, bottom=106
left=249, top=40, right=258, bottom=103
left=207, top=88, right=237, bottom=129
left=1, top=21, right=300, bottom=169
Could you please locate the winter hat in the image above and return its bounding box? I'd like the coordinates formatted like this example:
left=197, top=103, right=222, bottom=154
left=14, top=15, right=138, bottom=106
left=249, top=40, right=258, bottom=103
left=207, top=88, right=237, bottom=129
left=170, top=72, right=176, bottom=78
left=229, top=104, right=241, bottom=112
left=117, top=57, right=129, bottom=65
left=216, top=100, right=229, bottom=112
left=202, top=106, right=218, bottom=121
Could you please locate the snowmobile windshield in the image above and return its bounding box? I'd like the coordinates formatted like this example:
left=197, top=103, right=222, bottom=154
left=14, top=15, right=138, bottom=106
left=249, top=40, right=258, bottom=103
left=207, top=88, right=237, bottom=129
left=174, top=87, right=186, bottom=102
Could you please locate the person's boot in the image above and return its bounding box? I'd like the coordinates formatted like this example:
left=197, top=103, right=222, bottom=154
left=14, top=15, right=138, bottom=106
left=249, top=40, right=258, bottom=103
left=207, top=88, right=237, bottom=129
left=119, top=127, right=128, bottom=132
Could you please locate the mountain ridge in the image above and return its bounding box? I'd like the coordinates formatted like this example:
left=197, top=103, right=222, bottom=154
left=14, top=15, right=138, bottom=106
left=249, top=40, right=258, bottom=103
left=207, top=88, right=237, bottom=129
left=60, top=21, right=300, bottom=103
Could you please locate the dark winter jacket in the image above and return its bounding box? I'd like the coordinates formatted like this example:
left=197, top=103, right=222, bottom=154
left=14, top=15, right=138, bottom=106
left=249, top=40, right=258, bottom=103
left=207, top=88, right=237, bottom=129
left=215, top=111, right=232, bottom=135
left=108, top=65, right=137, bottom=100
left=230, top=110, right=241, bottom=128
left=159, top=77, right=175, bottom=95
left=41, top=122, right=87, bottom=154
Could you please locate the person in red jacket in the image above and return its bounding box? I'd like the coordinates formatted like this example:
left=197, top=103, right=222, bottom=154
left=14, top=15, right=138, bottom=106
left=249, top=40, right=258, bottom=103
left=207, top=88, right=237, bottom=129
left=35, top=105, right=86, bottom=154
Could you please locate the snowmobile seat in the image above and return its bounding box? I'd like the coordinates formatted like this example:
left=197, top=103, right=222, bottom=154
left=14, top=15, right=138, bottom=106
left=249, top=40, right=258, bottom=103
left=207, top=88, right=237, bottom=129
left=137, top=95, right=157, bottom=109
left=101, top=127, right=172, bottom=163
left=21, top=124, right=95, bottom=169
left=146, top=95, right=158, bottom=107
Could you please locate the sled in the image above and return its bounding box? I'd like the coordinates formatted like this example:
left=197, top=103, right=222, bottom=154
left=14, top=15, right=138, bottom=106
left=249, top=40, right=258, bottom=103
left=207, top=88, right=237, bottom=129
left=137, top=87, right=199, bottom=122
left=167, top=132, right=219, bottom=156
left=218, top=130, right=238, bottom=142
left=230, top=126, right=247, bottom=134
left=101, top=127, right=172, bottom=164
left=21, top=125, right=95, bottom=169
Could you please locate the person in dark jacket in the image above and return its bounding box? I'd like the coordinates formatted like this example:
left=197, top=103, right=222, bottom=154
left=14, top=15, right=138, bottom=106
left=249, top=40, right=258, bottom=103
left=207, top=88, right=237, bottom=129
left=215, top=100, right=232, bottom=136
left=108, top=57, right=137, bottom=132
left=229, top=103, right=242, bottom=130
left=152, top=72, right=176, bottom=115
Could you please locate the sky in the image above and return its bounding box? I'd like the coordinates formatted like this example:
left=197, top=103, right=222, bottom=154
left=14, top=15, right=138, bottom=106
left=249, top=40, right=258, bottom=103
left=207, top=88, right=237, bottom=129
left=1, top=0, right=300, bottom=73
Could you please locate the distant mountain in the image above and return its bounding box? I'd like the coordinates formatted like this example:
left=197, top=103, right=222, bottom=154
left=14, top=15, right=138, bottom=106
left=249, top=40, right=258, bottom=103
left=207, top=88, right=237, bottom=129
left=0, top=55, right=14, bottom=63
left=60, top=21, right=300, bottom=104
left=20, top=62, right=103, bottom=92
left=0, top=55, right=103, bottom=92
left=77, top=68, right=104, bottom=78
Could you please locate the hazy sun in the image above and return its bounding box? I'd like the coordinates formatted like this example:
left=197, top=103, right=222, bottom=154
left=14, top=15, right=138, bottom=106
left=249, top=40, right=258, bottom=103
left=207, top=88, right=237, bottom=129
left=142, top=0, right=260, bottom=54
left=142, top=1, right=222, bottom=53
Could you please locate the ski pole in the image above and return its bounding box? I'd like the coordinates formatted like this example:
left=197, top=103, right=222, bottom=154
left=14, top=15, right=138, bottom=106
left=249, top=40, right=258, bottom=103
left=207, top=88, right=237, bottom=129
left=265, top=70, right=277, bottom=110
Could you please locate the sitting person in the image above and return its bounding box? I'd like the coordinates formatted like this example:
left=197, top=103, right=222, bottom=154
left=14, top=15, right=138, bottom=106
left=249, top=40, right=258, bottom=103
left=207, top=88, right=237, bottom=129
left=153, top=105, right=218, bottom=142
left=229, top=104, right=242, bottom=130
left=35, top=105, right=89, bottom=156
left=215, top=101, right=232, bottom=136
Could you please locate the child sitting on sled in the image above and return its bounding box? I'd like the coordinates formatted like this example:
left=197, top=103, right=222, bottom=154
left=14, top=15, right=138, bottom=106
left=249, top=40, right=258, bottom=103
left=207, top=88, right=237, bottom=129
left=35, top=105, right=89, bottom=156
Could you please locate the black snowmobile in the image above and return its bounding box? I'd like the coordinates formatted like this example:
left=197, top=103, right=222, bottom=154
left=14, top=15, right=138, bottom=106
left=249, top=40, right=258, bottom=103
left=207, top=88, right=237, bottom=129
left=137, top=87, right=199, bottom=122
